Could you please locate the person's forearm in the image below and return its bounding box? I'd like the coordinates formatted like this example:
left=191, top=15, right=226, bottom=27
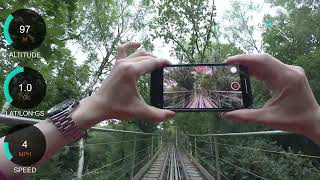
left=0, top=42, right=175, bottom=179
left=0, top=120, right=71, bottom=179
left=0, top=97, right=103, bottom=179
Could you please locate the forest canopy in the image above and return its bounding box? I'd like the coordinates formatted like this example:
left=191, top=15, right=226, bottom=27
left=0, top=0, right=319, bottom=179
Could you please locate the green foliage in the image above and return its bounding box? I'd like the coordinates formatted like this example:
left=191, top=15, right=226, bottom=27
left=197, top=136, right=320, bottom=180
left=1, top=0, right=320, bottom=179
left=176, top=0, right=320, bottom=179
left=263, top=0, right=320, bottom=104
left=0, top=0, right=92, bottom=179
left=222, top=0, right=263, bottom=53
left=165, top=68, right=196, bottom=91
left=152, top=0, right=218, bottom=63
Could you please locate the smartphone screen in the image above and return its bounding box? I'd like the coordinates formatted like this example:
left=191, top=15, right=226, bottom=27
left=151, top=64, right=252, bottom=112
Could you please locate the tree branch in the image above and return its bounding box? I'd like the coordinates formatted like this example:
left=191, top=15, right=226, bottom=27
left=163, top=32, right=195, bottom=62
left=239, top=10, right=261, bottom=53
left=202, top=0, right=216, bottom=60
left=94, top=0, right=107, bottom=45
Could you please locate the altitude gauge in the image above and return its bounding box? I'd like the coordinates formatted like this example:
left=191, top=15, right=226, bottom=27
left=4, top=9, right=46, bottom=51
left=4, top=67, right=46, bottom=109
left=3, top=126, right=46, bottom=166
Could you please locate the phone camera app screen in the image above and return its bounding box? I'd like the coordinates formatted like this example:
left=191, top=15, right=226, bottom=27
left=163, top=65, right=244, bottom=109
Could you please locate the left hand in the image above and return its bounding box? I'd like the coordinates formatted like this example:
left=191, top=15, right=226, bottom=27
left=74, top=42, right=175, bottom=128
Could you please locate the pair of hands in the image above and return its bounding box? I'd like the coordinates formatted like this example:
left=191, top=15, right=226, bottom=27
left=79, top=42, right=320, bottom=144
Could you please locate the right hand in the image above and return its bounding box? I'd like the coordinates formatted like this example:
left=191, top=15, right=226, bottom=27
left=223, top=54, right=320, bottom=144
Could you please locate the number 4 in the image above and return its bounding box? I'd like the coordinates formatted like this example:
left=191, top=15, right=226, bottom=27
left=22, top=140, right=28, bottom=148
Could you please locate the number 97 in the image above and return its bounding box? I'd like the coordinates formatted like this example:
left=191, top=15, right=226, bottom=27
left=20, top=25, right=31, bottom=34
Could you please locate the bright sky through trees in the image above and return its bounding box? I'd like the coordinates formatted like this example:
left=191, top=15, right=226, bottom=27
left=68, top=0, right=278, bottom=65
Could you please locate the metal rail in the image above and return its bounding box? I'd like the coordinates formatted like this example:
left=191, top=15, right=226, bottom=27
left=0, top=114, right=161, bottom=135
left=176, top=147, right=189, bottom=180
left=207, top=90, right=242, bottom=94
left=159, top=145, right=170, bottom=180
left=132, top=145, right=165, bottom=180
left=164, top=91, right=192, bottom=94
left=168, top=145, right=182, bottom=180
left=185, top=130, right=292, bottom=137
left=182, top=130, right=296, bottom=180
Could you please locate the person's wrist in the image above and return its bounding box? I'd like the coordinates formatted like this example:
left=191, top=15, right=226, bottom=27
left=71, top=96, right=111, bottom=130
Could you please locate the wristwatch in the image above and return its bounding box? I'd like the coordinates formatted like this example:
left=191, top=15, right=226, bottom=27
left=47, top=99, right=86, bottom=142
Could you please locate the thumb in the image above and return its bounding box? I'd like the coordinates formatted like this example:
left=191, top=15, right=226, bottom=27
left=142, top=105, right=176, bottom=121
left=223, top=109, right=265, bottom=123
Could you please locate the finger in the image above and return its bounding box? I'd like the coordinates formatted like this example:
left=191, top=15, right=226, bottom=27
left=141, top=105, right=175, bottom=121
left=224, top=54, right=273, bottom=64
left=223, top=108, right=267, bottom=124
left=135, top=58, right=172, bottom=76
left=224, top=54, right=286, bottom=88
left=118, top=56, right=156, bottom=63
left=116, top=42, right=141, bottom=60
left=127, top=50, right=156, bottom=59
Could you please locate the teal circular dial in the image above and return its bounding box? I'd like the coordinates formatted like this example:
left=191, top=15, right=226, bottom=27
left=3, top=126, right=46, bottom=166
left=4, top=67, right=46, bottom=109
left=4, top=9, right=46, bottom=51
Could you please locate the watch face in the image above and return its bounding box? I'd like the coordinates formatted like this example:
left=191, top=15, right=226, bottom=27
left=47, top=99, right=76, bottom=116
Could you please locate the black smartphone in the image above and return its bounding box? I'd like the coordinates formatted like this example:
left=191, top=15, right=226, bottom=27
left=150, top=64, right=252, bottom=112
